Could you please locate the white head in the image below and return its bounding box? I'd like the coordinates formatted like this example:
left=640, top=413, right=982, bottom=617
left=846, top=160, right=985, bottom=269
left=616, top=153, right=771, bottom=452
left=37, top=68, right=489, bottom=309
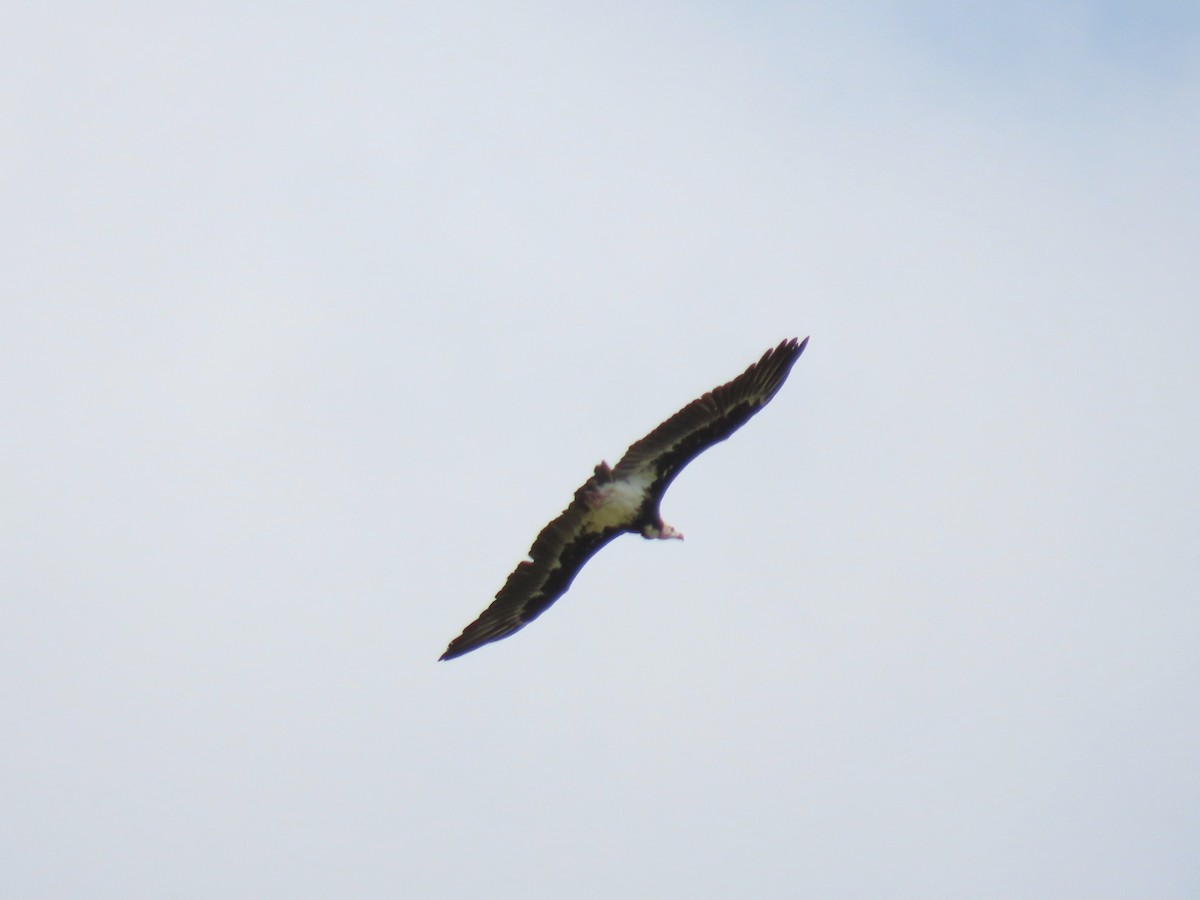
left=642, top=521, right=684, bottom=541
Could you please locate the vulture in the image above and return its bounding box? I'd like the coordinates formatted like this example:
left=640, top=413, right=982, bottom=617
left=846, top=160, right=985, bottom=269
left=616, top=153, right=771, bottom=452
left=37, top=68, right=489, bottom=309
left=440, top=336, right=808, bottom=660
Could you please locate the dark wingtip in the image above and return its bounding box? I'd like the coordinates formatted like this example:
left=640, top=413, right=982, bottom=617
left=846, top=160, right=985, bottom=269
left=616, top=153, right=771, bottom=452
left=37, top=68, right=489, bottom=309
left=769, top=337, right=808, bottom=361
left=765, top=336, right=808, bottom=370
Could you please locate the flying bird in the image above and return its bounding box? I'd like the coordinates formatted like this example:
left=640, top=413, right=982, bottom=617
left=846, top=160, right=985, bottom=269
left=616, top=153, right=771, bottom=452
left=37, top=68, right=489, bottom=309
left=440, top=337, right=809, bottom=661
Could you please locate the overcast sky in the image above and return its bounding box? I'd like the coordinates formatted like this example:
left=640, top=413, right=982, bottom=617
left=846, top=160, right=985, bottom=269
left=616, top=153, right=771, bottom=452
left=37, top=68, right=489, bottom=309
left=3, top=3, right=1198, bottom=897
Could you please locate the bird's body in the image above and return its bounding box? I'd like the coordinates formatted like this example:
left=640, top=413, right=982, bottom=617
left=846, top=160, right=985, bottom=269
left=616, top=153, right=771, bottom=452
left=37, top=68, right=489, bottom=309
left=439, top=337, right=809, bottom=660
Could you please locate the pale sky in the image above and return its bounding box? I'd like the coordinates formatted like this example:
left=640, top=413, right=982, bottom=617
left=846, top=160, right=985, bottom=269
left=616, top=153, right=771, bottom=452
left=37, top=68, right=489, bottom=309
left=3, top=3, right=1198, bottom=897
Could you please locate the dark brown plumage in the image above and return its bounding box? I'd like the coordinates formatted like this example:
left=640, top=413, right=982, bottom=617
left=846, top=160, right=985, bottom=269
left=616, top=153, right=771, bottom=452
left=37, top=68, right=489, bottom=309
left=440, top=337, right=808, bottom=661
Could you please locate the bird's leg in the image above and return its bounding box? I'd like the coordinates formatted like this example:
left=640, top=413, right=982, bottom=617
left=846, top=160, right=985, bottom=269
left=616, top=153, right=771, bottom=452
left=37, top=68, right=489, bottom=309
left=579, top=461, right=617, bottom=510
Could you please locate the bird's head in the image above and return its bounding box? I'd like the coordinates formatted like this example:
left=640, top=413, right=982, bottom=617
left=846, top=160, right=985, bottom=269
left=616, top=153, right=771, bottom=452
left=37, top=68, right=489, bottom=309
left=642, top=521, right=684, bottom=541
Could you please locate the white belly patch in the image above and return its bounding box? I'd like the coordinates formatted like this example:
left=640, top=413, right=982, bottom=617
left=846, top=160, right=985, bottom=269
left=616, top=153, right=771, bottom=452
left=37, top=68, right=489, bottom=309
left=585, top=475, right=650, bottom=532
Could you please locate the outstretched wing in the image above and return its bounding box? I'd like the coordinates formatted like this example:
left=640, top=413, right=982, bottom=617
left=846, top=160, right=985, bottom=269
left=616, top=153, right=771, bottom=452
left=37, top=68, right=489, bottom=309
left=612, top=337, right=808, bottom=497
left=439, top=468, right=625, bottom=661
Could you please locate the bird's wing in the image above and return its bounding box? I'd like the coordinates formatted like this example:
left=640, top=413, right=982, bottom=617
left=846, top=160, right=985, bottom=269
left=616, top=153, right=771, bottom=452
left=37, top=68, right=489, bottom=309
left=612, top=337, right=808, bottom=496
left=439, top=468, right=625, bottom=661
